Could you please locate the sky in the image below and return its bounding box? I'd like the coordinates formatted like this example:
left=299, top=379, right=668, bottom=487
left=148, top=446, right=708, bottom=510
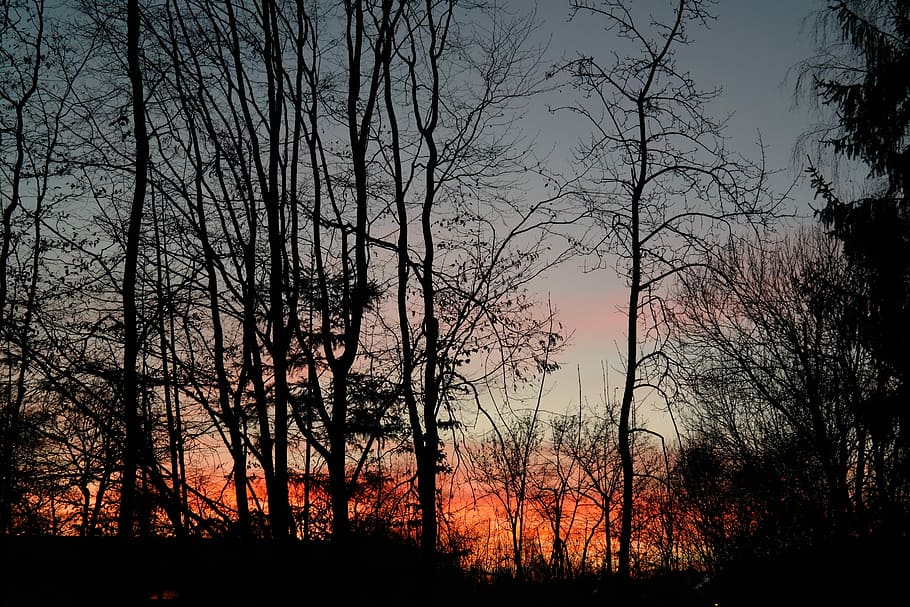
left=498, top=0, right=826, bottom=439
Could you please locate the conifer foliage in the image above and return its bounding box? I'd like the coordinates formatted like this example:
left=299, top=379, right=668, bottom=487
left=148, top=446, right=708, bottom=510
left=808, top=0, right=910, bottom=519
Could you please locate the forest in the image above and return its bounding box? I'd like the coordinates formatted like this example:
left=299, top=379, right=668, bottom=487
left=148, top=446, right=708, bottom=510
left=1, top=0, right=908, bottom=605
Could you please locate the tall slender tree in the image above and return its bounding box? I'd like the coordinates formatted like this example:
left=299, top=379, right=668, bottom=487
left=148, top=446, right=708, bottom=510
left=381, top=0, right=573, bottom=563
left=559, top=0, right=780, bottom=583
left=0, top=0, right=85, bottom=534
left=0, top=0, right=46, bottom=535
left=118, top=0, right=149, bottom=538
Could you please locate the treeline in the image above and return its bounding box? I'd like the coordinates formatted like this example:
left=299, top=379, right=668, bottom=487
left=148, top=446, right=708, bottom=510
left=0, top=0, right=907, bottom=586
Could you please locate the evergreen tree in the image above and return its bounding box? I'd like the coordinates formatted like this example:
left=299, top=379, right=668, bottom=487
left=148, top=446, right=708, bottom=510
left=807, top=0, right=910, bottom=530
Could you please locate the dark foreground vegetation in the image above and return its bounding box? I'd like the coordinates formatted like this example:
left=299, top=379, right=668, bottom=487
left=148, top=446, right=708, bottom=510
left=2, top=532, right=905, bottom=607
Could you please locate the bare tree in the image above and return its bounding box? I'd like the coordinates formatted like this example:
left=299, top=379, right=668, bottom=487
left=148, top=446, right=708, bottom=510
left=148, top=0, right=404, bottom=541
left=670, top=228, right=879, bottom=553
left=568, top=364, right=623, bottom=576
left=0, top=0, right=64, bottom=534
left=0, top=0, right=120, bottom=536
left=530, top=408, right=585, bottom=580
left=116, top=0, right=149, bottom=538
left=468, top=410, right=543, bottom=579
left=556, top=0, right=782, bottom=582
left=379, top=0, right=576, bottom=563
left=464, top=301, right=564, bottom=579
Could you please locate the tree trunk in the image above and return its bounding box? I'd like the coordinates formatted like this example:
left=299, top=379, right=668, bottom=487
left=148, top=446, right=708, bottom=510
left=119, top=0, right=148, bottom=538
left=261, top=0, right=292, bottom=542
left=0, top=2, right=42, bottom=535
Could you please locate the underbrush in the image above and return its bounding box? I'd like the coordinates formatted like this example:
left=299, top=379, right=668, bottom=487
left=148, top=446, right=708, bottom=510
left=1, top=534, right=902, bottom=607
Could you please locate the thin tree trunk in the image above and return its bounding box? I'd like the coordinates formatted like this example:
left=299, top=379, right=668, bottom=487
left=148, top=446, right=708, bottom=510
left=151, top=196, right=186, bottom=537
left=0, top=1, right=43, bottom=535
left=119, top=0, right=149, bottom=538
left=261, top=0, right=292, bottom=541
left=165, top=0, right=252, bottom=535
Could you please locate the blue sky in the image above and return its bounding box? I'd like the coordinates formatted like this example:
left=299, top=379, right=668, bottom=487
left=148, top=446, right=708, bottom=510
left=503, top=1, right=826, bottom=437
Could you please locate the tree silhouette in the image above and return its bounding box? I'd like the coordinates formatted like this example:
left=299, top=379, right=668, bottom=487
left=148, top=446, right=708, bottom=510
left=799, top=0, right=910, bottom=531
left=671, top=228, right=875, bottom=559
left=116, top=0, right=149, bottom=539
left=556, top=0, right=781, bottom=584
left=379, top=0, right=575, bottom=563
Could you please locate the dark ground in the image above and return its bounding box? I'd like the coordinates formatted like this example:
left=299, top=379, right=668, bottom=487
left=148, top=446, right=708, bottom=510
left=0, top=534, right=905, bottom=606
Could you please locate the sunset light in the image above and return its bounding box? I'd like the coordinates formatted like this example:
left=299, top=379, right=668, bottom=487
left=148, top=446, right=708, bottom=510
left=1, top=0, right=907, bottom=606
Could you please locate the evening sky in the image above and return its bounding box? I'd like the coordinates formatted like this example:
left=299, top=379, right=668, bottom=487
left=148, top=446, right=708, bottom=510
left=504, top=0, right=825, bottom=438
